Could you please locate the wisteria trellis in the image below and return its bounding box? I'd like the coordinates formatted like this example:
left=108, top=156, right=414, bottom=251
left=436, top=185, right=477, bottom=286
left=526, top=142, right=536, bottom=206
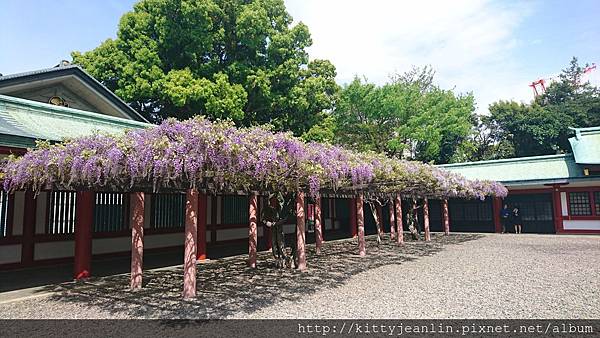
left=0, top=117, right=507, bottom=200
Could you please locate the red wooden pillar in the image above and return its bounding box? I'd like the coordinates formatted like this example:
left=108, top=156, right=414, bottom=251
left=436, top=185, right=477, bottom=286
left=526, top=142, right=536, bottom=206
left=21, top=191, right=36, bottom=265
left=314, top=194, right=323, bottom=254
left=394, top=195, right=404, bottom=244
left=376, top=204, right=383, bottom=238
left=492, top=197, right=503, bottom=233
left=349, top=198, right=357, bottom=237
left=130, top=192, right=144, bottom=290
left=442, top=199, right=450, bottom=236
left=197, top=192, right=207, bottom=261
left=356, top=193, right=366, bottom=256
left=74, top=191, right=94, bottom=280
left=248, top=192, right=258, bottom=268
left=296, top=191, right=307, bottom=270
left=389, top=198, right=396, bottom=240
left=551, top=185, right=564, bottom=233
left=183, top=189, right=198, bottom=299
left=423, top=198, right=431, bottom=241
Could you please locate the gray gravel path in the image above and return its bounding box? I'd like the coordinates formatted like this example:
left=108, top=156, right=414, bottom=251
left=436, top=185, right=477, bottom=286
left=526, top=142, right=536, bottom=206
left=1, top=233, right=598, bottom=319
left=236, top=234, right=600, bottom=319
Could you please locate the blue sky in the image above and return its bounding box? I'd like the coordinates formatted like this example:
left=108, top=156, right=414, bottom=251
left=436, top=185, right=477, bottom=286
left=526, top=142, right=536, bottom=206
left=1, top=0, right=599, bottom=113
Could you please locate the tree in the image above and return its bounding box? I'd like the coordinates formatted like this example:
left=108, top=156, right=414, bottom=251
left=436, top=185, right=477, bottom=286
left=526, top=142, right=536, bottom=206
left=475, top=57, right=600, bottom=159
left=72, top=0, right=338, bottom=135
left=330, top=69, right=475, bottom=164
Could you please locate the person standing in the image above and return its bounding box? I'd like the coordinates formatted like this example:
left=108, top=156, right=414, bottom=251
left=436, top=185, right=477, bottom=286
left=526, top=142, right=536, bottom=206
left=500, top=204, right=511, bottom=234
left=512, top=206, right=523, bottom=234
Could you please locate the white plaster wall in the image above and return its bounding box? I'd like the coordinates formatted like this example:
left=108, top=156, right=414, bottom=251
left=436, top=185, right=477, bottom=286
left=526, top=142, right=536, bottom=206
left=216, top=227, right=256, bottom=241
left=0, top=245, right=21, bottom=264
left=560, top=192, right=569, bottom=216
left=34, top=241, right=74, bottom=260
left=144, top=232, right=184, bottom=249
left=12, top=191, right=25, bottom=235
left=563, top=220, right=600, bottom=230
left=35, top=192, right=48, bottom=234
left=92, top=237, right=131, bottom=255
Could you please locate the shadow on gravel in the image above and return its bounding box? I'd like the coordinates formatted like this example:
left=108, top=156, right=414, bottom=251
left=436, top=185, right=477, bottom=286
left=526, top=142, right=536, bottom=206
left=40, top=233, right=483, bottom=319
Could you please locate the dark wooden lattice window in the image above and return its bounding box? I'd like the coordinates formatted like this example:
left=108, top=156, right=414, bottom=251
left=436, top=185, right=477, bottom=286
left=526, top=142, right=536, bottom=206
left=151, top=193, right=185, bottom=229
left=222, top=195, right=249, bottom=225
left=569, top=192, right=592, bottom=216
left=48, top=191, right=77, bottom=234
left=463, top=203, right=478, bottom=221
left=449, top=202, right=464, bottom=221
left=478, top=202, right=492, bottom=221
left=0, top=191, right=8, bottom=237
left=94, top=192, right=128, bottom=232
left=594, top=192, right=600, bottom=215
left=534, top=201, right=553, bottom=221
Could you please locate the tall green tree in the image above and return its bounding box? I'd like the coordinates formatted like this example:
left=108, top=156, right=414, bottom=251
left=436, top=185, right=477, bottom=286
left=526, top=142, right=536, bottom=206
left=327, top=68, right=475, bottom=164
left=72, top=0, right=338, bottom=135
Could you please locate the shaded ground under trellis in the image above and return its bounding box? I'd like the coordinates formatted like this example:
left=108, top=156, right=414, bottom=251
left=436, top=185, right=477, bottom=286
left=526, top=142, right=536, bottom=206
left=32, top=233, right=483, bottom=319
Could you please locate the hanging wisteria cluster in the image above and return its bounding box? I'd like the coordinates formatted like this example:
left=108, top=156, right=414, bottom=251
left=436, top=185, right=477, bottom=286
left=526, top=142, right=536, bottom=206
left=0, top=117, right=507, bottom=199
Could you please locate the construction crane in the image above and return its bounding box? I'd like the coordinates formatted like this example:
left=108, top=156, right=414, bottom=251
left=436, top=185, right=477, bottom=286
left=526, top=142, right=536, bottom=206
left=530, top=62, right=596, bottom=97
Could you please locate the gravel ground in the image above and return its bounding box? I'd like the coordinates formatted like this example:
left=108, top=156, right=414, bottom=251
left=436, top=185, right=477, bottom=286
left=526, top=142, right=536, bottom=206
left=1, top=233, right=598, bottom=319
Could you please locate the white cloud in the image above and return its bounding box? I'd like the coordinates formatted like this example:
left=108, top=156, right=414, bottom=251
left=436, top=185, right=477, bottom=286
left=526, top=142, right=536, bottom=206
left=284, top=0, right=536, bottom=113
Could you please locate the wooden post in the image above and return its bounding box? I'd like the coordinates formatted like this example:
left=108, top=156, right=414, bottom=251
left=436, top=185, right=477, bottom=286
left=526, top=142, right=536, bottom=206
left=74, top=191, right=94, bottom=280
left=492, top=197, right=502, bottom=233
left=389, top=198, right=396, bottom=240
left=183, top=189, right=198, bottom=299
left=551, top=185, right=564, bottom=233
left=130, top=192, right=144, bottom=290
left=197, top=192, right=207, bottom=260
left=423, top=198, right=431, bottom=241
left=296, top=191, right=307, bottom=270
left=349, top=198, right=357, bottom=237
left=376, top=203, right=383, bottom=238
left=394, top=195, right=404, bottom=244
left=442, top=199, right=450, bottom=236
left=314, top=194, right=323, bottom=254
left=21, top=191, right=36, bottom=265
left=357, top=193, right=366, bottom=256
left=248, top=192, right=258, bottom=268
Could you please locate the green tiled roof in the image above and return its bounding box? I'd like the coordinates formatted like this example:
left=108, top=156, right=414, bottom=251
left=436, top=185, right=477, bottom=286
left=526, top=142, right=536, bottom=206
left=0, top=94, right=150, bottom=149
left=439, top=153, right=587, bottom=185
left=569, top=126, right=600, bottom=165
